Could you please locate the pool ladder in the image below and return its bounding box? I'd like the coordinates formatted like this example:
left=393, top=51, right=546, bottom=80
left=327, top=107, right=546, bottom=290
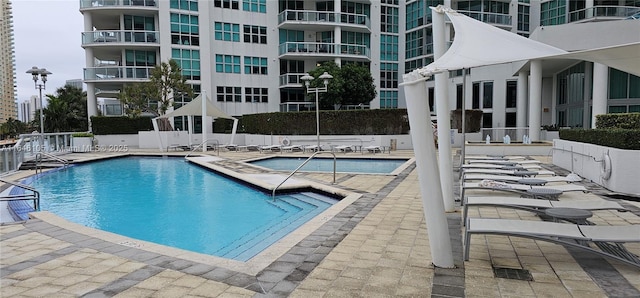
left=0, top=178, right=41, bottom=211
left=271, top=151, right=336, bottom=200
left=35, top=152, right=69, bottom=174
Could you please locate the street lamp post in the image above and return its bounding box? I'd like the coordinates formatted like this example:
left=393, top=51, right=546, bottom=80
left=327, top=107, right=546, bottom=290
left=26, top=66, right=52, bottom=151
left=300, top=72, right=333, bottom=149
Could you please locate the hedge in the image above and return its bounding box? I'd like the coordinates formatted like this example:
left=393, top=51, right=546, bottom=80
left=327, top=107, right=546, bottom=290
left=91, top=116, right=154, bottom=135
left=559, top=128, right=640, bottom=150
left=596, top=113, right=640, bottom=129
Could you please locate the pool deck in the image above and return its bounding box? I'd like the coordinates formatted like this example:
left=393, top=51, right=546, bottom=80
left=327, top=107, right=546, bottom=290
left=1, top=149, right=639, bottom=297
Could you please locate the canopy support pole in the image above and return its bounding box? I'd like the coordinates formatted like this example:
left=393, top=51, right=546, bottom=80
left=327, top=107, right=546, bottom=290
left=201, top=90, right=207, bottom=152
left=402, top=72, right=455, bottom=268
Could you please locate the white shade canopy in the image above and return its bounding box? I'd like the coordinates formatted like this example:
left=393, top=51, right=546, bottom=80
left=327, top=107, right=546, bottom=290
left=417, top=7, right=567, bottom=77
left=157, top=94, right=235, bottom=120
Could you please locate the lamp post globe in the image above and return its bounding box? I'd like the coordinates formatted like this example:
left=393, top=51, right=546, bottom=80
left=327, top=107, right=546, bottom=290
left=26, top=66, right=52, bottom=151
left=300, top=72, right=332, bottom=149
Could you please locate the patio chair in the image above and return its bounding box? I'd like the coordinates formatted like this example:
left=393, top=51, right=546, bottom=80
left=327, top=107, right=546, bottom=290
left=334, top=145, right=353, bottom=153
left=467, top=159, right=542, bottom=165
left=223, top=144, right=239, bottom=151
left=462, top=168, right=556, bottom=176
left=282, top=144, right=304, bottom=152
left=462, top=163, right=543, bottom=170
left=304, top=145, right=322, bottom=152
left=462, top=196, right=627, bottom=225
left=462, top=173, right=578, bottom=183
left=260, top=145, right=282, bottom=153
left=464, top=218, right=640, bottom=268
left=461, top=180, right=589, bottom=200
left=364, top=145, right=383, bottom=153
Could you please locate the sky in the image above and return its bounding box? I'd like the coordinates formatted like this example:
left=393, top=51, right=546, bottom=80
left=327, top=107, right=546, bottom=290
left=13, top=0, right=84, bottom=105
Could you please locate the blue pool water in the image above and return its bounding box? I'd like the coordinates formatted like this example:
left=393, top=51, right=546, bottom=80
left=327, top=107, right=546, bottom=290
left=249, top=157, right=408, bottom=174
left=26, top=157, right=337, bottom=261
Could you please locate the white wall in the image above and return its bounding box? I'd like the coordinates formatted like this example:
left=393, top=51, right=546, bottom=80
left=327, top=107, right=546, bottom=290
left=553, top=139, right=640, bottom=195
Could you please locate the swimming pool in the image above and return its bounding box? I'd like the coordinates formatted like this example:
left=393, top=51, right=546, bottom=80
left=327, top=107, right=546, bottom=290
left=248, top=156, right=410, bottom=174
left=24, top=156, right=338, bottom=261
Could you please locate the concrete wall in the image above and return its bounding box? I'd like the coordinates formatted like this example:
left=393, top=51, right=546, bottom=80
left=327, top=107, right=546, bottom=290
left=553, top=139, right=640, bottom=195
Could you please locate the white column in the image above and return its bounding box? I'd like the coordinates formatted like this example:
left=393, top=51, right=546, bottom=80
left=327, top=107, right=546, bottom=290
left=334, top=0, right=341, bottom=66
left=583, top=63, right=593, bottom=128
left=517, top=71, right=528, bottom=139
left=402, top=71, right=454, bottom=268
left=592, top=63, right=608, bottom=128
left=201, top=91, right=207, bottom=152
left=528, top=60, right=542, bottom=141
left=84, top=13, right=98, bottom=131
left=431, top=6, right=455, bottom=212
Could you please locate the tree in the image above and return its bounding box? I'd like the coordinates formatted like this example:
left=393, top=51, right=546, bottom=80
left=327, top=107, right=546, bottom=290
left=0, top=118, right=27, bottom=139
left=306, top=61, right=376, bottom=110
left=43, top=85, right=88, bottom=132
left=118, top=59, right=193, bottom=130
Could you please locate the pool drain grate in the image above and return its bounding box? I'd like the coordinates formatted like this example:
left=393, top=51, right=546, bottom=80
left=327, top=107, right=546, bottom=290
left=492, top=266, right=533, bottom=281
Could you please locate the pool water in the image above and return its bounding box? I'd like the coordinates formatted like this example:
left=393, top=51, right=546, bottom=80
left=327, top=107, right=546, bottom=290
left=249, top=157, right=408, bottom=174
left=27, top=157, right=337, bottom=261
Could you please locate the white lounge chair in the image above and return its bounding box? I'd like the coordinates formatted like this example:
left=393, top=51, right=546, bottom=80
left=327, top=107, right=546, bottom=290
left=467, top=159, right=542, bottom=165
left=282, top=144, right=304, bottom=152
left=462, top=163, right=542, bottom=170
left=462, top=168, right=556, bottom=176
left=304, top=145, right=322, bottom=152
left=462, top=173, right=579, bottom=183
left=464, top=218, right=640, bottom=268
left=461, top=180, right=588, bottom=199
left=364, top=145, right=383, bottom=153
left=260, top=145, right=282, bottom=153
left=334, top=145, right=353, bottom=153
left=462, top=196, right=627, bottom=224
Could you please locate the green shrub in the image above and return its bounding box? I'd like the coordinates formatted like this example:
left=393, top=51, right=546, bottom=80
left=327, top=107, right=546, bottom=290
left=72, top=132, right=94, bottom=138
left=559, top=129, right=640, bottom=150
left=91, top=116, right=153, bottom=135
left=596, top=113, right=640, bottom=129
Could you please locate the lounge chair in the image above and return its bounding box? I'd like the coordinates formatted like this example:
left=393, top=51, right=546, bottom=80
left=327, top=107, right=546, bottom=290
left=462, top=163, right=543, bottom=170
left=462, top=196, right=627, bottom=224
left=462, top=168, right=556, bottom=176
left=467, top=159, right=542, bottom=165
left=364, top=145, right=383, bottom=153
left=260, top=145, right=282, bottom=153
left=464, top=218, right=640, bottom=268
left=282, top=144, right=304, bottom=152
left=223, top=144, right=238, bottom=151
left=465, top=155, right=526, bottom=160
left=304, top=145, right=322, bottom=152
left=461, top=180, right=588, bottom=200
left=462, top=173, right=578, bottom=183
left=334, top=145, right=353, bottom=153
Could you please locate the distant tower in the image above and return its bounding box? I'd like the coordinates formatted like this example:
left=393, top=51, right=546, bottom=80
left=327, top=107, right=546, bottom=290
left=65, top=79, right=84, bottom=90
left=18, top=100, right=30, bottom=122
left=0, top=0, right=17, bottom=123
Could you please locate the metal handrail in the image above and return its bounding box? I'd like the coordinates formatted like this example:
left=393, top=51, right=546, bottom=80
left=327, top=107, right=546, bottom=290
left=35, top=152, right=69, bottom=174
left=271, top=151, right=336, bottom=200
left=184, top=139, right=220, bottom=159
left=0, top=178, right=40, bottom=211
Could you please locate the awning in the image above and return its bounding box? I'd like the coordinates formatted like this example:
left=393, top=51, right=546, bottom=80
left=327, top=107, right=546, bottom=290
left=158, top=94, right=235, bottom=120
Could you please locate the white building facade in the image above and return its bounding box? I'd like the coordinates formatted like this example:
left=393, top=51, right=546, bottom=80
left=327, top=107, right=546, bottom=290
left=80, top=0, right=640, bottom=134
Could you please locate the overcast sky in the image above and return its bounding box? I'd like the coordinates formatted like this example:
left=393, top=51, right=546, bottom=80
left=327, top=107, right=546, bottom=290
left=13, top=0, right=84, bottom=104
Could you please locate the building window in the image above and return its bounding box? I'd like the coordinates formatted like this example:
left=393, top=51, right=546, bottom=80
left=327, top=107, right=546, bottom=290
left=557, top=62, right=586, bottom=104
left=380, top=63, right=398, bottom=89
left=214, top=0, right=239, bottom=9
left=406, top=0, right=424, bottom=30
left=216, top=86, right=242, bottom=102
left=170, top=13, right=199, bottom=46
left=506, top=80, right=517, bottom=108
left=505, top=112, right=517, bottom=127
left=482, top=113, right=493, bottom=128
left=471, top=81, right=494, bottom=109
left=170, top=0, right=198, bottom=11
left=456, top=84, right=463, bottom=110
left=540, top=0, right=566, bottom=26
left=244, top=56, right=268, bottom=75
left=405, top=29, right=424, bottom=59
left=517, top=4, right=530, bottom=32
left=609, top=68, right=640, bottom=99
left=215, top=54, right=241, bottom=73
left=171, top=49, right=201, bottom=80
left=428, top=87, right=435, bottom=112
left=381, top=5, right=399, bottom=33
left=243, top=0, right=266, bottom=13
left=214, top=22, right=240, bottom=42
left=244, top=25, right=267, bottom=44
left=380, top=90, right=398, bottom=108
left=380, top=35, right=399, bottom=61
left=245, top=87, right=268, bottom=102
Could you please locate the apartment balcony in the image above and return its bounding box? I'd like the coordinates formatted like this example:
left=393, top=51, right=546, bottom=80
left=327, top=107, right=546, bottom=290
left=457, top=10, right=512, bottom=28
left=84, top=66, right=153, bottom=82
left=278, top=10, right=370, bottom=33
left=80, top=0, right=157, bottom=10
left=279, top=73, right=306, bottom=88
left=569, top=6, right=640, bottom=22
left=81, top=30, right=159, bottom=47
left=279, top=42, right=370, bottom=61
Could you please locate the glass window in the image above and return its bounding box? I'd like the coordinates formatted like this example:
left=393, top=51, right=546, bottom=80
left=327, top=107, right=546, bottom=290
left=215, top=54, right=241, bottom=73
left=380, top=63, right=398, bottom=89
left=506, top=81, right=517, bottom=108
left=170, top=13, right=199, bottom=46
left=214, top=0, right=239, bottom=9
left=171, top=48, right=201, bottom=80
left=380, top=34, right=398, bottom=61
left=216, top=85, right=242, bottom=102
left=244, top=87, right=268, bottom=102
left=242, top=0, right=266, bottom=13
left=380, top=90, right=398, bottom=108
left=244, top=56, right=268, bottom=75
left=214, top=22, right=240, bottom=42
left=244, top=25, right=268, bottom=44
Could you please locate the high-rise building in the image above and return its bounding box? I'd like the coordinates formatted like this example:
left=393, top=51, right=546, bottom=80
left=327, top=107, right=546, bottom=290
left=65, top=79, right=84, bottom=90
left=79, top=0, right=639, bottom=132
left=0, top=0, right=17, bottom=123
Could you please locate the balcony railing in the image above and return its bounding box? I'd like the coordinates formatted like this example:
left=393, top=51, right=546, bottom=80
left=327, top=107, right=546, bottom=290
left=279, top=73, right=306, bottom=87
left=278, top=9, right=370, bottom=29
left=569, top=6, right=640, bottom=22
left=82, top=30, right=159, bottom=45
left=80, top=0, right=157, bottom=9
left=279, top=42, right=370, bottom=58
left=84, top=66, right=154, bottom=81
left=457, top=10, right=512, bottom=26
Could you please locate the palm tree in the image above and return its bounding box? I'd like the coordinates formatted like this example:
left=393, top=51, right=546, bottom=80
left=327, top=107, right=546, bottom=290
left=0, top=118, right=27, bottom=139
left=43, top=85, right=88, bottom=132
